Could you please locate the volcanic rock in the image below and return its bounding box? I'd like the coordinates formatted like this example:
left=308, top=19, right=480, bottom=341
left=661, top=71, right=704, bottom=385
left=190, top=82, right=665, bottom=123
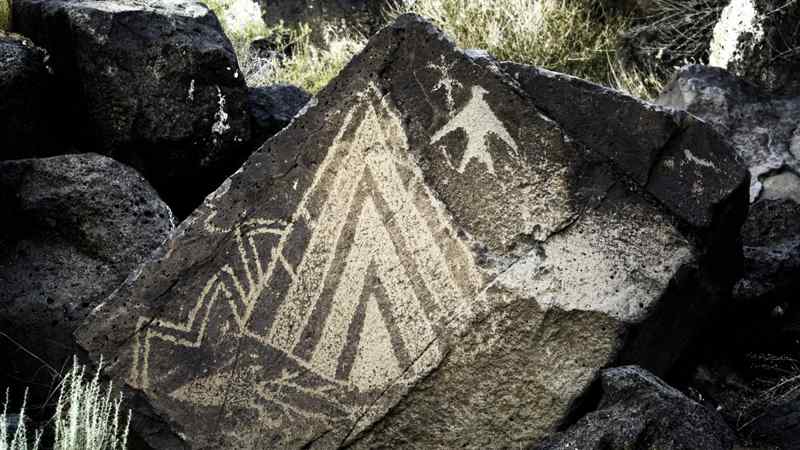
left=0, top=32, right=54, bottom=159
left=658, top=65, right=800, bottom=310
left=0, top=153, right=173, bottom=405
left=11, top=0, right=251, bottom=217
left=77, top=15, right=748, bottom=449
left=538, top=366, right=737, bottom=450
left=247, top=84, right=310, bottom=146
left=658, top=64, right=800, bottom=203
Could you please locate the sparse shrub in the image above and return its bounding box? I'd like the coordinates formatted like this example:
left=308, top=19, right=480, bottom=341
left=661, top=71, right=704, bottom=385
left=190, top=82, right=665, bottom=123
left=388, top=0, right=633, bottom=89
left=618, top=0, right=727, bottom=80
left=207, top=0, right=670, bottom=97
left=1, top=358, right=130, bottom=450
left=1, top=0, right=11, bottom=31
left=607, top=54, right=665, bottom=100
left=238, top=25, right=365, bottom=93
left=205, top=0, right=365, bottom=92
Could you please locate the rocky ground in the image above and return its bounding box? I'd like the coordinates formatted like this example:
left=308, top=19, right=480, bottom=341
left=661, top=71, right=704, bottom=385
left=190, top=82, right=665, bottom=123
left=1, top=0, right=799, bottom=449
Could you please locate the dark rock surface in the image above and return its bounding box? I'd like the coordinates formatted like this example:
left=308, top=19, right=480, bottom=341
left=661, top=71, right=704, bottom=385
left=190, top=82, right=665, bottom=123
left=737, top=199, right=800, bottom=304
left=503, top=64, right=745, bottom=230
left=658, top=64, right=800, bottom=203
left=247, top=84, right=310, bottom=146
left=746, top=398, right=800, bottom=449
left=0, top=153, right=173, bottom=406
left=11, top=0, right=251, bottom=217
left=76, top=14, right=747, bottom=449
left=0, top=32, right=54, bottom=159
left=658, top=65, right=800, bottom=340
left=537, top=366, right=737, bottom=450
left=659, top=63, right=800, bottom=449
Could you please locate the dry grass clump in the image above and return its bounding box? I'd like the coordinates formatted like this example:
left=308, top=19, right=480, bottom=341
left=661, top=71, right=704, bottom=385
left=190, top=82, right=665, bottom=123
left=388, top=0, right=644, bottom=91
left=735, top=353, right=800, bottom=431
left=239, top=24, right=365, bottom=93
left=206, top=0, right=364, bottom=93
left=641, top=0, right=727, bottom=61
left=0, top=0, right=11, bottom=31
left=208, top=0, right=671, bottom=98
left=1, top=358, right=130, bottom=450
left=619, top=0, right=727, bottom=79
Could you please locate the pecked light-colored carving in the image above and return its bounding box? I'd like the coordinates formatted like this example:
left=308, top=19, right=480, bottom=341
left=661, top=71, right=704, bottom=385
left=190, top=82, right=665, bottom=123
left=77, top=14, right=747, bottom=450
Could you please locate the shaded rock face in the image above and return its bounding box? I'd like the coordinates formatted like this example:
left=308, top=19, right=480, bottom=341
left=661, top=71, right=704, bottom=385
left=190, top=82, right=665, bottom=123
left=76, top=15, right=747, bottom=450
left=11, top=0, right=251, bottom=217
left=737, top=199, right=800, bottom=304
left=0, top=154, right=173, bottom=406
left=658, top=64, right=800, bottom=449
left=260, top=0, right=391, bottom=45
left=537, top=366, right=737, bottom=450
left=247, top=84, right=310, bottom=146
left=709, top=0, right=800, bottom=96
left=658, top=65, right=800, bottom=310
left=502, top=64, right=746, bottom=233
left=658, top=64, right=800, bottom=203
left=0, top=33, right=54, bottom=159
left=746, top=398, right=800, bottom=449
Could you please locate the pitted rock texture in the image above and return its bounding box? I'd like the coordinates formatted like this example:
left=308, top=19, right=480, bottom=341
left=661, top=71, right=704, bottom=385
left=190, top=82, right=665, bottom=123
left=0, top=32, right=54, bottom=159
left=0, top=153, right=173, bottom=405
left=708, top=0, right=800, bottom=96
left=77, top=15, right=748, bottom=450
left=11, top=0, right=250, bottom=217
left=537, top=366, right=737, bottom=450
left=248, top=84, right=310, bottom=147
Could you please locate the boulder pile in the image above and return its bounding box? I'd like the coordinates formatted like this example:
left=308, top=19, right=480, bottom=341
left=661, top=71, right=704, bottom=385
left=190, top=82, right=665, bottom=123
left=5, top=1, right=800, bottom=449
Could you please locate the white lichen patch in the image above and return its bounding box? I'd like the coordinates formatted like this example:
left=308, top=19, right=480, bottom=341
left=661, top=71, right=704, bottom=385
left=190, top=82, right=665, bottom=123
left=211, top=86, right=231, bottom=136
left=709, top=0, right=764, bottom=69
left=188, top=79, right=195, bottom=101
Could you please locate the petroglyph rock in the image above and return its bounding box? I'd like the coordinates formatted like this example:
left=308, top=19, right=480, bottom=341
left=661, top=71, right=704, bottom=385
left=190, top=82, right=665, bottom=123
left=502, top=64, right=745, bottom=229
left=11, top=0, right=250, bottom=217
left=77, top=15, right=748, bottom=449
left=0, top=153, right=173, bottom=406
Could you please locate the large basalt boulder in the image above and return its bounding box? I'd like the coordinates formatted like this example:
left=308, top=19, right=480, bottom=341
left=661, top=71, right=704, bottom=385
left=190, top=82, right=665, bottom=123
left=11, top=0, right=251, bottom=217
left=0, top=154, right=173, bottom=406
left=537, top=366, right=737, bottom=450
left=247, top=84, right=310, bottom=146
left=709, top=0, right=800, bottom=96
left=0, top=32, right=54, bottom=159
left=76, top=15, right=748, bottom=449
